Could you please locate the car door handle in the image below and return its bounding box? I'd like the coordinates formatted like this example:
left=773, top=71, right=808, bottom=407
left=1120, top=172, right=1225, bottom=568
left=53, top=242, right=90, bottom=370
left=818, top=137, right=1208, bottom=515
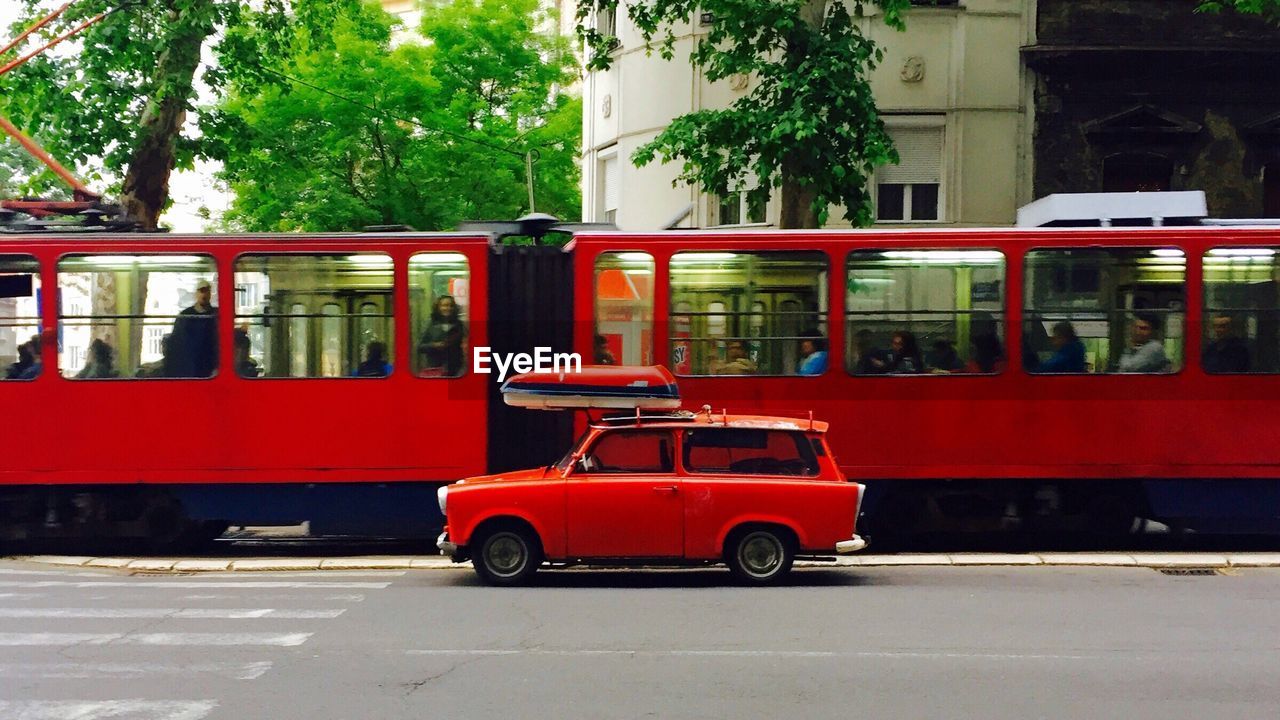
left=652, top=485, right=679, bottom=493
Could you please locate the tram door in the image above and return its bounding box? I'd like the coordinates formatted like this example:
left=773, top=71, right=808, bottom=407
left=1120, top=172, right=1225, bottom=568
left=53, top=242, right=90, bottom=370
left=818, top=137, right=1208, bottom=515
left=268, top=291, right=393, bottom=377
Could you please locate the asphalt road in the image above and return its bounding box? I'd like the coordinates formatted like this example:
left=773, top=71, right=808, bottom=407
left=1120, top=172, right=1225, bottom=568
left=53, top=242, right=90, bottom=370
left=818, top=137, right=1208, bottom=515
left=1, top=561, right=1277, bottom=720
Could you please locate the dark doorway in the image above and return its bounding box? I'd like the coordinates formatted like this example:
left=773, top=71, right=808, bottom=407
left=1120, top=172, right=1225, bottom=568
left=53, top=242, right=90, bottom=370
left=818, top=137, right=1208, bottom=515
left=1103, top=153, right=1173, bottom=193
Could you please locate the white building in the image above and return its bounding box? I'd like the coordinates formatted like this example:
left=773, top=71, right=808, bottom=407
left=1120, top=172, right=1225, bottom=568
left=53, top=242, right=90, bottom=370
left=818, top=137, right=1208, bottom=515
left=581, top=0, right=1032, bottom=229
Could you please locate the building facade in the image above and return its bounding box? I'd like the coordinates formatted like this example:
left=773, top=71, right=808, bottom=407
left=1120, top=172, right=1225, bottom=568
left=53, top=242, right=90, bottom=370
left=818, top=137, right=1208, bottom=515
left=581, top=0, right=1033, bottom=229
left=1024, top=0, right=1280, bottom=218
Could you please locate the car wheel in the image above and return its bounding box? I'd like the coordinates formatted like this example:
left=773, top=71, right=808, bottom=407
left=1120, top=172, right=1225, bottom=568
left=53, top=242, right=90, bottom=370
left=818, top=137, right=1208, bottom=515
left=726, top=528, right=794, bottom=585
left=473, top=526, right=543, bottom=586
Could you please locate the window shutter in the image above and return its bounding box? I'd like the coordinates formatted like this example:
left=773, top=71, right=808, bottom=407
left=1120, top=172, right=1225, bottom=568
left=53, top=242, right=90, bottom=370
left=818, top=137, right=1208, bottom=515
left=880, top=127, right=943, bottom=184
left=603, top=155, right=620, bottom=212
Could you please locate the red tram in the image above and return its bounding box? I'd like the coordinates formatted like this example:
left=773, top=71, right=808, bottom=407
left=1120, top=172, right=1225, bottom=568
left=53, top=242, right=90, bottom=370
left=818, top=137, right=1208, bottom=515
left=2, top=224, right=1279, bottom=545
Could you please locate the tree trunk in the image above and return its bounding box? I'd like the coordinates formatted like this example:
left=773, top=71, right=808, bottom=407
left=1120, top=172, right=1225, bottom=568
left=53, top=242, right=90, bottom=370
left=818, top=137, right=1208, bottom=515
left=776, top=0, right=827, bottom=230
left=120, top=8, right=214, bottom=230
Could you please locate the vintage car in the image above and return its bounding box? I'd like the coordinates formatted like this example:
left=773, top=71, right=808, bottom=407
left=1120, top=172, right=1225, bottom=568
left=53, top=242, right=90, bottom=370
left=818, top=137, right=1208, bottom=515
left=436, top=366, right=866, bottom=585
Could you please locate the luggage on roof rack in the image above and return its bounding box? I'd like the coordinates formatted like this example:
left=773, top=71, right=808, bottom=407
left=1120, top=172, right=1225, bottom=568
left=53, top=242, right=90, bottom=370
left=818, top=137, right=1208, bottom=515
left=501, top=365, right=680, bottom=410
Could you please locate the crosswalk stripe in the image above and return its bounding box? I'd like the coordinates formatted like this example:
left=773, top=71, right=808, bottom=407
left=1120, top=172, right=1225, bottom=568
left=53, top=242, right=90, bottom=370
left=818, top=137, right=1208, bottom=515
left=0, top=581, right=389, bottom=589
left=0, top=608, right=345, bottom=619
left=0, top=700, right=217, bottom=720
left=0, top=661, right=273, bottom=680
left=0, top=632, right=312, bottom=646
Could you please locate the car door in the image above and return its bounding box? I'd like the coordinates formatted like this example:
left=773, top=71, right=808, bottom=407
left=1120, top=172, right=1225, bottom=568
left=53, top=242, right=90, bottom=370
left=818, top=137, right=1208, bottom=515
left=565, top=429, right=683, bottom=558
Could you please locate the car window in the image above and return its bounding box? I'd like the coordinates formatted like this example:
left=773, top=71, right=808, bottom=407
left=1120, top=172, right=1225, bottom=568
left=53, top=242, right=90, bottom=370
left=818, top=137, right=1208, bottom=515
left=583, top=430, right=674, bottom=474
left=683, top=429, right=819, bottom=476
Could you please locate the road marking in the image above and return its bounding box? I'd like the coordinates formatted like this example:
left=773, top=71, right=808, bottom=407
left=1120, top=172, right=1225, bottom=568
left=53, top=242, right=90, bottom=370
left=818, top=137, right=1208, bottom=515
left=0, top=661, right=273, bottom=680
left=0, top=632, right=312, bottom=646
left=406, top=649, right=1099, bottom=660
left=0, top=700, right=217, bottom=720
left=0, top=581, right=390, bottom=589
left=0, top=608, right=345, bottom=619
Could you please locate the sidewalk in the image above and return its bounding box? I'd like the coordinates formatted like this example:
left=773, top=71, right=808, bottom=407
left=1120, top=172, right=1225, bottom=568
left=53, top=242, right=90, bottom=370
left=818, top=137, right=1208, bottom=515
left=10, top=552, right=1280, bottom=573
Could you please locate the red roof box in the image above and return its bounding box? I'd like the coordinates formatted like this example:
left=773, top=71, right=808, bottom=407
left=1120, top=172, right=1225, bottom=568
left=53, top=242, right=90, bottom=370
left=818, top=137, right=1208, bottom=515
left=501, top=365, right=681, bottom=410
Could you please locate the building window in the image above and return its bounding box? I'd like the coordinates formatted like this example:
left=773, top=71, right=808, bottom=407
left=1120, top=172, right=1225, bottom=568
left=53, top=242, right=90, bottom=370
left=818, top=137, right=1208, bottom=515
left=1102, top=153, right=1172, bottom=193
left=1203, top=247, right=1280, bottom=374
left=877, top=125, right=943, bottom=222
left=714, top=190, right=766, bottom=226
left=1023, top=248, right=1185, bottom=374
left=598, top=150, right=619, bottom=224
left=846, top=250, right=1006, bottom=375
left=1265, top=163, right=1280, bottom=217
left=594, top=252, right=654, bottom=365
left=0, top=255, right=41, bottom=381
left=234, top=254, right=394, bottom=379
left=669, top=251, right=828, bottom=376
left=57, top=255, right=219, bottom=380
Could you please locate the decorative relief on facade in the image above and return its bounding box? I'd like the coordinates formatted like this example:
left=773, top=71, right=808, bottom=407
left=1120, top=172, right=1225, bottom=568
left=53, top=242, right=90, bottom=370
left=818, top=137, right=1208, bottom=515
left=900, top=56, right=926, bottom=83
left=601, top=94, right=612, bottom=118
left=729, top=73, right=749, bottom=91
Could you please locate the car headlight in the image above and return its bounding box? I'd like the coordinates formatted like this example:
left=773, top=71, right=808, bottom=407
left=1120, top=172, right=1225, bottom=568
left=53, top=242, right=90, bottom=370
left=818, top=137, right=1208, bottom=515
left=437, top=485, right=448, bottom=515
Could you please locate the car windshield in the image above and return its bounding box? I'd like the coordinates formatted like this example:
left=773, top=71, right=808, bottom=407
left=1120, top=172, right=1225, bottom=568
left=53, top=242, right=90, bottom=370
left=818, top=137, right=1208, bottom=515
left=553, top=430, right=592, bottom=472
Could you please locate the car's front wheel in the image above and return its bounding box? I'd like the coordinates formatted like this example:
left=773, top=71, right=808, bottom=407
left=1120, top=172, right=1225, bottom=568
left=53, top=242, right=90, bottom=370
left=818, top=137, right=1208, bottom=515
left=472, top=525, right=543, bottom=586
left=726, top=527, right=794, bottom=585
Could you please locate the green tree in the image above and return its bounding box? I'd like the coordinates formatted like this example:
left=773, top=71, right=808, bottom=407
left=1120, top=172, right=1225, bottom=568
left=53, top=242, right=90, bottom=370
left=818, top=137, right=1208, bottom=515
left=1, top=0, right=361, bottom=229
left=213, top=0, right=580, bottom=231
left=578, top=0, right=912, bottom=228
left=1198, top=1, right=1280, bottom=23
left=0, top=141, right=66, bottom=198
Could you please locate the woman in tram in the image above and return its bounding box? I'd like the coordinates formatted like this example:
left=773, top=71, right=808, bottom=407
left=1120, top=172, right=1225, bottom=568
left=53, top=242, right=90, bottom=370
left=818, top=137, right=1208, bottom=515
left=886, top=331, right=924, bottom=374
left=418, top=294, right=465, bottom=376
left=1036, top=321, right=1087, bottom=373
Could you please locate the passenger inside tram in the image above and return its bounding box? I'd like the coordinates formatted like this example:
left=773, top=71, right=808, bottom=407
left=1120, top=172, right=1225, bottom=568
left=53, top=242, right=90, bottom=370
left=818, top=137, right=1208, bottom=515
left=170, top=279, right=218, bottom=378
left=418, top=294, right=465, bottom=377
left=797, top=331, right=829, bottom=376
left=926, top=339, right=964, bottom=372
left=594, top=334, right=617, bottom=365
left=851, top=329, right=889, bottom=375
left=233, top=329, right=260, bottom=378
left=1203, top=314, right=1251, bottom=373
left=76, top=339, right=120, bottom=379
left=886, top=330, right=924, bottom=374
left=355, top=341, right=392, bottom=378
left=5, top=336, right=40, bottom=380
left=1116, top=312, right=1171, bottom=373
left=712, top=340, right=757, bottom=375
left=1033, top=320, right=1088, bottom=374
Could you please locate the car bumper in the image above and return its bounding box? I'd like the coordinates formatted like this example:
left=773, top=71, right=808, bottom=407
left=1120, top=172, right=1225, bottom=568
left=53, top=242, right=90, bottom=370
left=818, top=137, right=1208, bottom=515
left=835, top=535, right=867, bottom=554
left=437, top=531, right=458, bottom=556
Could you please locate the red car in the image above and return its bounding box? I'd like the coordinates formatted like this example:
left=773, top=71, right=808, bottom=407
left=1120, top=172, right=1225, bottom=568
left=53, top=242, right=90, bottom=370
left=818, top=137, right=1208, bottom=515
left=437, top=368, right=866, bottom=585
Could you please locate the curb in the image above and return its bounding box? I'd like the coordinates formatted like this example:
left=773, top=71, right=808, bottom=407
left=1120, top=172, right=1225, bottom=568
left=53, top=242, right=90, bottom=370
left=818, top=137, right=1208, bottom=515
left=8, top=552, right=1280, bottom=573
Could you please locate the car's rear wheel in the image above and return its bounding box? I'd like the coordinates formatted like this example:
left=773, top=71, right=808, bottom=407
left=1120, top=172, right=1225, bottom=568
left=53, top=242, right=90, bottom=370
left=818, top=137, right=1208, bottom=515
left=726, top=527, right=794, bottom=585
left=472, top=525, right=543, bottom=586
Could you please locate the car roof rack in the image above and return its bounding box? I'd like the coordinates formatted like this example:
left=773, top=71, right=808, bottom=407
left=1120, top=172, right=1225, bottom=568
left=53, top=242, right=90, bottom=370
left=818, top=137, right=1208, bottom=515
left=595, top=410, right=697, bottom=424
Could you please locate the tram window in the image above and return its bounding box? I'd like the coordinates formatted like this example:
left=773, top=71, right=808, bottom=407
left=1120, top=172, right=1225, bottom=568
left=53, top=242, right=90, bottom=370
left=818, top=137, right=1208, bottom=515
left=846, top=250, right=1006, bottom=375
left=682, top=429, right=819, bottom=476
left=1023, top=248, right=1185, bottom=374
left=0, top=256, right=41, bottom=381
left=57, top=255, right=218, bottom=380
left=1203, top=247, right=1280, bottom=374
left=594, top=252, right=654, bottom=365
left=409, top=253, right=469, bottom=377
left=669, top=251, right=828, bottom=376
left=234, top=254, right=394, bottom=379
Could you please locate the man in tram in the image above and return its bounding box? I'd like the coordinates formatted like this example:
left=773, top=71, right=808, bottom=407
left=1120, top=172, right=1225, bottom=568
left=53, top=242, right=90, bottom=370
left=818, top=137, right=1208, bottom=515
left=798, top=330, right=829, bottom=375
left=1203, top=314, right=1251, bottom=373
left=1116, top=312, right=1171, bottom=373
left=713, top=340, right=758, bottom=375
left=171, top=279, right=218, bottom=378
